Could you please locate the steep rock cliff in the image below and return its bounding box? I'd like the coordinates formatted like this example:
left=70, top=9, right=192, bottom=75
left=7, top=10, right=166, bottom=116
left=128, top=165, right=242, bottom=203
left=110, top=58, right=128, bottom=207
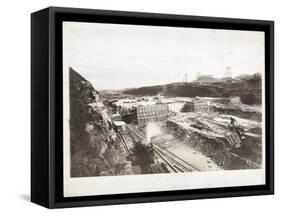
left=69, top=68, right=131, bottom=177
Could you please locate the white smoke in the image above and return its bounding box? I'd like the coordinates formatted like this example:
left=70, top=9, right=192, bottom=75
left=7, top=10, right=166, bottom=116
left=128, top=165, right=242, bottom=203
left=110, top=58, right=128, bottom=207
left=146, top=122, right=162, bottom=143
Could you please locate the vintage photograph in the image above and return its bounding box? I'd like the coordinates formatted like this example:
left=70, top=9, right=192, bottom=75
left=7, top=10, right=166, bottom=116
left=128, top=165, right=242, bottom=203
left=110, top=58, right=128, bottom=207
left=63, top=22, right=264, bottom=179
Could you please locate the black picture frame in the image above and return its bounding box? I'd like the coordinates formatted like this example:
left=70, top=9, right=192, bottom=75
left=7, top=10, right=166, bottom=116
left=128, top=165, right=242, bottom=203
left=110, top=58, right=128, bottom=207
left=31, top=6, right=274, bottom=208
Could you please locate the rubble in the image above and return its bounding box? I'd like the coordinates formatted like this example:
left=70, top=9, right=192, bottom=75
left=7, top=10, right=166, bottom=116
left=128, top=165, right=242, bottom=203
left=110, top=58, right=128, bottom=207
left=166, top=112, right=262, bottom=170
left=70, top=68, right=263, bottom=175
left=211, top=102, right=262, bottom=121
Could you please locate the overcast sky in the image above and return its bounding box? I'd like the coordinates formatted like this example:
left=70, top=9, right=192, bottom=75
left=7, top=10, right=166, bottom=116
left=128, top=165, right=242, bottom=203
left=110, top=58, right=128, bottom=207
left=63, top=21, right=264, bottom=90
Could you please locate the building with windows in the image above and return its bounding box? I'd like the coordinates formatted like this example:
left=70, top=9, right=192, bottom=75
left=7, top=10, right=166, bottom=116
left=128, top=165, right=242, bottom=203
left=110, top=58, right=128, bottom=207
left=195, top=74, right=217, bottom=84
left=194, top=99, right=211, bottom=112
left=136, top=104, right=170, bottom=125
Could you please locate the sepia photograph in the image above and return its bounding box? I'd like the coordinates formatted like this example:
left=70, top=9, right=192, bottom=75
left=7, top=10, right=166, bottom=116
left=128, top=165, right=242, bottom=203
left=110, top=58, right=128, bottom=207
left=62, top=21, right=265, bottom=197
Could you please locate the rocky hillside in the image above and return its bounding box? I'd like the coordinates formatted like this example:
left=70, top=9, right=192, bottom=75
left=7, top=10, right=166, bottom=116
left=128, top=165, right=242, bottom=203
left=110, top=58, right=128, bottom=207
left=69, top=68, right=132, bottom=177
left=123, top=75, right=261, bottom=105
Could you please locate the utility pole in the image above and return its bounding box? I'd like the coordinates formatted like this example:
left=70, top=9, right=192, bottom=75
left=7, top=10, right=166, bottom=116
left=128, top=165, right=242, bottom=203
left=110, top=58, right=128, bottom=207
left=224, top=66, right=232, bottom=78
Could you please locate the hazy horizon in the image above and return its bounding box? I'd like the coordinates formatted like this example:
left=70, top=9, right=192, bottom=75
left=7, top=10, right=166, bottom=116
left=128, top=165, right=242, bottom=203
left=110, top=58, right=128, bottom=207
left=73, top=69, right=259, bottom=92
left=63, top=22, right=265, bottom=90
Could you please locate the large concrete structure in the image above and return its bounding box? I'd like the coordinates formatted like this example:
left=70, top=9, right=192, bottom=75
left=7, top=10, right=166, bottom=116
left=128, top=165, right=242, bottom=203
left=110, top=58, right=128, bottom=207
left=194, top=99, right=211, bottom=112
left=136, top=104, right=170, bottom=125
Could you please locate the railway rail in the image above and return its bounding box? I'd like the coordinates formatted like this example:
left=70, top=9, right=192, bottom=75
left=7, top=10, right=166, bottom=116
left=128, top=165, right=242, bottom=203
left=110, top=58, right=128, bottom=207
left=127, top=125, right=146, bottom=139
left=153, top=144, right=201, bottom=172
left=126, top=124, right=201, bottom=173
left=118, top=133, right=132, bottom=155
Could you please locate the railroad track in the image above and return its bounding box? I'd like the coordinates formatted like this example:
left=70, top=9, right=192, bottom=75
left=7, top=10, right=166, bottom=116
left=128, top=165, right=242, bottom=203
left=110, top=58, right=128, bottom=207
left=126, top=124, right=201, bottom=173
left=153, top=144, right=201, bottom=172
left=127, top=125, right=146, bottom=140
left=153, top=147, right=185, bottom=172
left=118, top=133, right=132, bottom=155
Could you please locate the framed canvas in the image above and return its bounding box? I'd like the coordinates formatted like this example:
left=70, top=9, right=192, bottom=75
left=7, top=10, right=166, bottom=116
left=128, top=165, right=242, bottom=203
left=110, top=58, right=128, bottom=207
left=31, top=7, right=274, bottom=208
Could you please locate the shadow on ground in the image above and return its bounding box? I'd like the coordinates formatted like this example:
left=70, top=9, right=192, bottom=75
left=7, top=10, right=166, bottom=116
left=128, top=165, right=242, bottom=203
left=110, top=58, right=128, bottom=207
left=19, top=194, right=30, bottom=202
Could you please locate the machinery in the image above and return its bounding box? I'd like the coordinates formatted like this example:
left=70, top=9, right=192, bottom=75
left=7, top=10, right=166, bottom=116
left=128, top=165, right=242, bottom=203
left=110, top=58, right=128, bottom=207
left=228, top=117, right=245, bottom=140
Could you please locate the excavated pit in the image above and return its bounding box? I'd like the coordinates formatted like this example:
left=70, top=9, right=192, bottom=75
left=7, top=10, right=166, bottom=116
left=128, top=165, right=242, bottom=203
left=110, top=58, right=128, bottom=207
left=165, top=112, right=262, bottom=170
